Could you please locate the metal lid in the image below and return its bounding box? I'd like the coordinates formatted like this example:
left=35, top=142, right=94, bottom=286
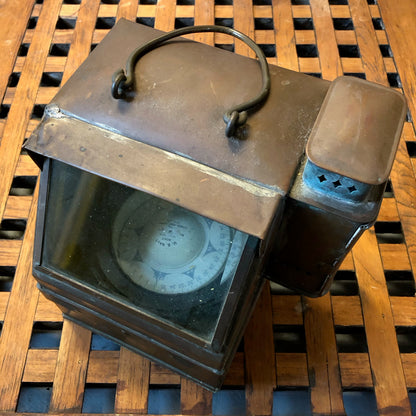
left=306, top=76, right=407, bottom=185
left=25, top=19, right=330, bottom=238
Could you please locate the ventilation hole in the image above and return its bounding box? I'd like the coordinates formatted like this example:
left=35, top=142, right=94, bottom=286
left=215, top=18, right=233, bottom=28
left=17, top=384, right=53, bottom=413
left=254, top=18, right=274, bottom=30
left=406, top=142, right=416, bottom=157
left=334, top=271, right=357, bottom=281
left=253, top=0, right=272, bottom=4
left=31, top=104, right=46, bottom=119
left=333, top=18, right=354, bottom=30
left=0, top=104, right=11, bottom=119
left=374, top=221, right=405, bottom=244
left=10, top=176, right=37, bottom=196
left=177, top=0, right=195, bottom=4
left=27, top=17, right=38, bottom=30
left=82, top=385, right=116, bottom=413
left=215, top=44, right=234, bottom=52
left=344, top=72, right=366, bottom=80
left=387, top=73, right=402, bottom=88
left=386, top=280, right=415, bottom=296
left=296, top=44, right=318, bottom=57
left=40, top=72, right=63, bottom=87
left=29, top=322, right=63, bottom=348
left=95, top=17, right=116, bottom=29
left=318, top=175, right=327, bottom=183
left=305, top=73, right=322, bottom=79
left=293, top=18, right=314, bottom=30
left=385, top=271, right=415, bottom=296
left=174, top=17, right=194, bottom=29
left=91, top=334, right=121, bottom=351
left=63, top=0, right=81, bottom=3
left=367, top=0, right=377, bottom=4
left=274, top=325, right=306, bottom=353
left=101, top=0, right=119, bottom=3
left=49, top=43, right=70, bottom=56
left=329, top=0, right=348, bottom=4
left=18, top=44, right=30, bottom=57
left=215, top=0, right=233, bottom=4
left=379, top=44, right=392, bottom=57
left=338, top=45, right=360, bottom=58
left=136, top=17, right=155, bottom=27
left=90, top=44, right=97, bottom=52
left=348, top=185, right=357, bottom=193
left=147, top=388, right=181, bottom=415
left=139, top=0, right=157, bottom=4
left=55, top=17, right=77, bottom=29
left=372, top=18, right=384, bottom=30
left=259, top=44, right=276, bottom=57
left=0, top=220, right=27, bottom=240
left=291, top=0, right=310, bottom=4
left=332, top=180, right=342, bottom=188
left=331, top=271, right=359, bottom=296
left=335, top=327, right=368, bottom=353
left=0, top=266, right=15, bottom=291
left=8, top=72, right=21, bottom=88
left=384, top=179, right=394, bottom=197
left=396, top=327, right=416, bottom=353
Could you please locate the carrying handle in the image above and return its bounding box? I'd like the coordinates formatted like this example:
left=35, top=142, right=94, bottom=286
left=111, top=25, right=271, bottom=137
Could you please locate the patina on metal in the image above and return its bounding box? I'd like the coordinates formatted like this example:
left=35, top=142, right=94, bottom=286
left=111, top=25, right=271, bottom=137
left=24, top=20, right=407, bottom=390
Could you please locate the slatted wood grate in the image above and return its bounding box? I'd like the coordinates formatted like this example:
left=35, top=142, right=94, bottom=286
left=1, top=0, right=416, bottom=414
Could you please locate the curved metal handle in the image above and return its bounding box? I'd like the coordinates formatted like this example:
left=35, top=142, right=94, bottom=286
left=111, top=25, right=271, bottom=137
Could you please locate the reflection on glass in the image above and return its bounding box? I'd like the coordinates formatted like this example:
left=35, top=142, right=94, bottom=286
left=43, top=161, right=248, bottom=342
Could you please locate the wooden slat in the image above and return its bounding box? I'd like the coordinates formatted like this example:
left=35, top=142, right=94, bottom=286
left=273, top=0, right=299, bottom=70
left=276, top=353, right=309, bottom=388
left=49, top=321, right=92, bottom=412
left=21, top=25, right=391, bottom=48
left=233, top=0, right=256, bottom=58
left=0, top=0, right=60, bottom=224
left=303, top=295, right=345, bottom=415
left=114, top=348, right=150, bottom=413
left=379, top=244, right=411, bottom=270
left=23, top=349, right=59, bottom=383
left=47, top=0, right=100, bottom=411
left=87, top=351, right=120, bottom=384
left=154, top=0, right=176, bottom=31
left=310, top=0, right=342, bottom=81
left=302, top=2, right=345, bottom=414
left=378, top=0, right=416, bottom=124
left=378, top=198, right=400, bottom=222
left=0, top=292, right=9, bottom=321
left=194, top=0, right=215, bottom=45
left=353, top=229, right=412, bottom=415
left=0, top=240, right=22, bottom=266
left=115, top=0, right=139, bottom=22
left=21, top=348, right=416, bottom=390
left=3, top=196, right=33, bottom=221
left=0, top=0, right=35, bottom=103
left=34, top=293, right=63, bottom=322
left=0, top=184, right=39, bottom=411
left=272, top=295, right=303, bottom=325
left=331, top=296, right=363, bottom=327
left=389, top=122, right=416, bottom=280
left=244, top=284, right=276, bottom=416
left=339, top=353, right=373, bottom=389
left=180, top=378, right=213, bottom=415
